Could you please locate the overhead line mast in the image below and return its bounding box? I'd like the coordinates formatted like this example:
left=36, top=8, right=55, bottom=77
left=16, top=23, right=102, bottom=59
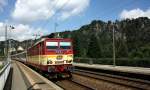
left=112, top=23, right=116, bottom=66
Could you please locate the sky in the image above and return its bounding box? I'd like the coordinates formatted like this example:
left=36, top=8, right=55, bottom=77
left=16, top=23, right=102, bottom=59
left=0, top=0, right=150, bottom=41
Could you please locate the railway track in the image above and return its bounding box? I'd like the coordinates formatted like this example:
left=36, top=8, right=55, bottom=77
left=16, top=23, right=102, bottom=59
left=25, top=63, right=150, bottom=90
left=72, top=69, right=150, bottom=90
left=55, top=79, right=93, bottom=90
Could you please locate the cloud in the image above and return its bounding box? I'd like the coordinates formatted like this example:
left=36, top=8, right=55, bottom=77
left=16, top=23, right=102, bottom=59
left=12, top=0, right=55, bottom=23
left=0, top=22, right=5, bottom=40
left=56, top=0, right=90, bottom=20
left=12, top=0, right=90, bottom=23
left=120, top=8, right=150, bottom=19
left=0, top=0, right=7, bottom=11
left=0, top=22, right=49, bottom=41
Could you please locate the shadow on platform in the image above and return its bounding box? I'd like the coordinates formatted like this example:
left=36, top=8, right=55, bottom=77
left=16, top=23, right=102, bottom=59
left=4, top=67, right=13, bottom=90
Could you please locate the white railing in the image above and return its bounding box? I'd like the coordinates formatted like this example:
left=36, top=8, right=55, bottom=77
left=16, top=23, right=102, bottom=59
left=0, top=59, right=11, bottom=90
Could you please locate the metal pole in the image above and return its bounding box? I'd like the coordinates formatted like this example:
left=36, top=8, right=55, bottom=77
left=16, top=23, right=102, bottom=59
left=54, top=23, right=56, bottom=33
left=25, top=41, right=28, bottom=62
left=5, top=25, right=14, bottom=60
left=54, top=23, right=57, bottom=38
left=5, top=25, right=7, bottom=58
left=113, top=24, right=116, bottom=66
left=54, top=23, right=59, bottom=38
left=8, top=27, right=11, bottom=57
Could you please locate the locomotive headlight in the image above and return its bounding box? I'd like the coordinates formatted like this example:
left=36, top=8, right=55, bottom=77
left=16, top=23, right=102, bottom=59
left=66, top=60, right=73, bottom=63
left=47, top=58, right=52, bottom=64
left=70, top=60, right=73, bottom=63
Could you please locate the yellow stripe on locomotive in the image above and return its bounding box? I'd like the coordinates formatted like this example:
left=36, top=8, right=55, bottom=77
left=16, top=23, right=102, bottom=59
left=27, top=54, right=73, bottom=65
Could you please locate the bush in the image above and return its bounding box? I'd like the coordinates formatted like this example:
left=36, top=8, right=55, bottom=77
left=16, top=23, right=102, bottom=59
left=74, top=57, right=150, bottom=67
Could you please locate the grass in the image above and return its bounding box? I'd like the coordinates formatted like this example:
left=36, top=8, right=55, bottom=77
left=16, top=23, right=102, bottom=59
left=0, top=65, right=3, bottom=70
left=0, top=56, right=5, bottom=70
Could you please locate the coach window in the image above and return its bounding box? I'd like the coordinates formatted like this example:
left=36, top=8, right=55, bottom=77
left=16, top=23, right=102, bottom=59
left=46, top=42, right=58, bottom=49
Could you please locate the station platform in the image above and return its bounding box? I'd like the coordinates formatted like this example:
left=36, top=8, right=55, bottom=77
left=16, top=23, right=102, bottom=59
left=11, top=61, right=27, bottom=90
left=73, top=63, right=150, bottom=75
left=5, top=60, right=62, bottom=90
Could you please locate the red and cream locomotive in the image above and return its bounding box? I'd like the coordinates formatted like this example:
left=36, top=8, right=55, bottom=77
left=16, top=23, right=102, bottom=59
left=27, top=37, right=74, bottom=78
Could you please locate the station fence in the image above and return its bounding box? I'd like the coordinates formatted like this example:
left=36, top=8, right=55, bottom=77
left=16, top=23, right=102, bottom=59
left=0, top=58, right=11, bottom=90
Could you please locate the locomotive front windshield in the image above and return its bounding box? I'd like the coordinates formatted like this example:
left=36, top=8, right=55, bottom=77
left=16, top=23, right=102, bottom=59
left=60, top=42, right=71, bottom=49
left=46, top=41, right=71, bottom=49
left=46, top=42, right=58, bottom=49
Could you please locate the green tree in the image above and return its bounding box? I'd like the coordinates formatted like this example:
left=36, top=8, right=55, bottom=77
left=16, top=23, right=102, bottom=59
left=73, top=36, right=82, bottom=57
left=87, top=34, right=101, bottom=58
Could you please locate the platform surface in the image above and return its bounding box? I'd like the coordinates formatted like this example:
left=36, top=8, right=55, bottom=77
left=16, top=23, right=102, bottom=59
left=4, top=60, right=62, bottom=90
left=73, top=63, right=150, bottom=75
left=11, top=61, right=27, bottom=90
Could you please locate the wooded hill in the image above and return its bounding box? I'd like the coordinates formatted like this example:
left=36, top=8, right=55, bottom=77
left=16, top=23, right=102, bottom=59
left=59, top=17, right=150, bottom=58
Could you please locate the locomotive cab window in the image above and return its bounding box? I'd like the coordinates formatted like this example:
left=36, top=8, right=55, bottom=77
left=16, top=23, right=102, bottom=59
left=46, top=42, right=58, bottom=49
left=60, top=42, right=71, bottom=49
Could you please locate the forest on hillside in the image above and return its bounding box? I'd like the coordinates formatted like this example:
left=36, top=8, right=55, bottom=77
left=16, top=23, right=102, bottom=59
left=59, top=17, right=150, bottom=59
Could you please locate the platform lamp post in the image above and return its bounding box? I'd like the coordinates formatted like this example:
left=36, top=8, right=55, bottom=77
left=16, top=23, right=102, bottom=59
left=9, top=26, right=15, bottom=55
left=5, top=25, right=15, bottom=60
left=5, top=25, right=8, bottom=58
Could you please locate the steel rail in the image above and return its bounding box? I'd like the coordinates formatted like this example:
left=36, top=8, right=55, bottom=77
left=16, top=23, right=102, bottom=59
left=55, top=79, right=94, bottom=90
left=73, top=69, right=150, bottom=90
